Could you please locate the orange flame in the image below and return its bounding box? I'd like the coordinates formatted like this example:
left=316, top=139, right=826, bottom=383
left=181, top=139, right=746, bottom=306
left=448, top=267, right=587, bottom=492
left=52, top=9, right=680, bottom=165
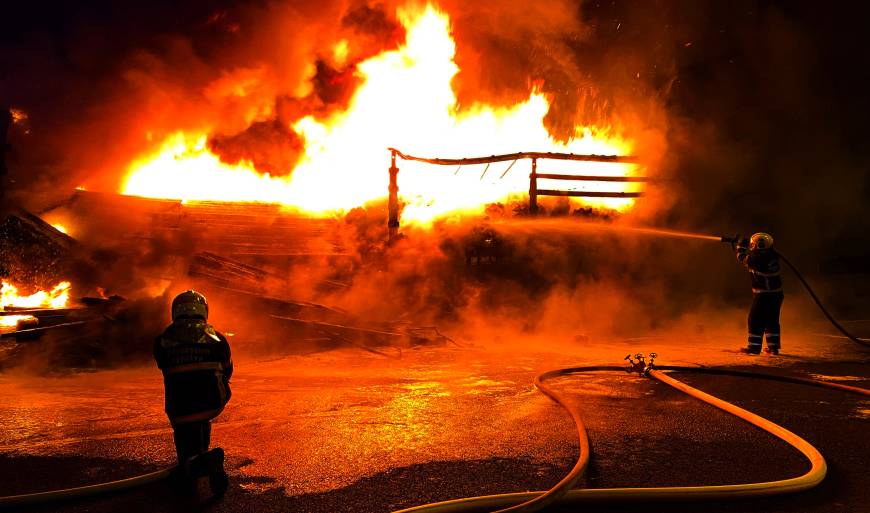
left=0, top=315, right=37, bottom=329
left=1, top=281, right=71, bottom=309
left=121, top=4, right=639, bottom=224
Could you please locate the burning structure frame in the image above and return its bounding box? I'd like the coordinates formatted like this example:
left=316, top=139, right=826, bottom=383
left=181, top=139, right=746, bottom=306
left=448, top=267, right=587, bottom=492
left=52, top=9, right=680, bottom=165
left=386, top=148, right=645, bottom=239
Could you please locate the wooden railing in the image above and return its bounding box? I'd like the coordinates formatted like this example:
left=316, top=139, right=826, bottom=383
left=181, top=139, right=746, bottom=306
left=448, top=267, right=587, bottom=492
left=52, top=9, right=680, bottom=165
left=387, top=148, right=645, bottom=239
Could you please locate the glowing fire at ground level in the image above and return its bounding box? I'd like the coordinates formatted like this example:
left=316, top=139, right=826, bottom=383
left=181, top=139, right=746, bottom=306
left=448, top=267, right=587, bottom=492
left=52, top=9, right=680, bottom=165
left=0, top=282, right=70, bottom=331
left=1, top=281, right=71, bottom=310
left=0, top=314, right=37, bottom=329
left=118, top=4, right=644, bottom=226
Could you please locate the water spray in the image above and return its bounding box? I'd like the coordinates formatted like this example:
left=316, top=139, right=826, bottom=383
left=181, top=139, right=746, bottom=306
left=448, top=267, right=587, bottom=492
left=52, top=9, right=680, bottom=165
left=491, top=218, right=722, bottom=241
left=494, top=218, right=868, bottom=349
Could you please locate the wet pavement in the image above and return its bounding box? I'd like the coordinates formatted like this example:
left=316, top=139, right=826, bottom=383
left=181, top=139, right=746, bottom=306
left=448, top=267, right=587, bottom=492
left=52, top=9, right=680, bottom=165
left=0, top=332, right=868, bottom=512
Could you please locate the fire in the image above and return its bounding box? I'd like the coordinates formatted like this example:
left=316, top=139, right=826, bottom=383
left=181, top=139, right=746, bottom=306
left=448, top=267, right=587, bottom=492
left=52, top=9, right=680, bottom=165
left=51, top=223, right=69, bottom=235
left=122, top=4, right=639, bottom=224
left=332, top=39, right=350, bottom=67
left=1, top=281, right=71, bottom=309
left=0, top=315, right=37, bottom=329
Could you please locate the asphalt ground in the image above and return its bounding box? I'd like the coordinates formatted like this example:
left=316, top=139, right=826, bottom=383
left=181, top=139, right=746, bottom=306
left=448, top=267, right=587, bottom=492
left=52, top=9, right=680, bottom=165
left=0, top=333, right=867, bottom=513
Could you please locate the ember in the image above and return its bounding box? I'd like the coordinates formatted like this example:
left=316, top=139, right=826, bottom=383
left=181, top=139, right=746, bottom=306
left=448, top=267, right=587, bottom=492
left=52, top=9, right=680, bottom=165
left=9, top=108, right=28, bottom=124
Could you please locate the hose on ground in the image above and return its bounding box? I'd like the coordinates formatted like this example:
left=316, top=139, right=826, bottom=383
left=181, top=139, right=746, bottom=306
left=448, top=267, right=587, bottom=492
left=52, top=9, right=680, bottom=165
left=0, top=467, right=172, bottom=509
left=658, top=365, right=870, bottom=396
left=777, top=251, right=870, bottom=348
left=484, top=365, right=593, bottom=512
left=2, top=365, right=866, bottom=510
left=393, top=364, right=869, bottom=513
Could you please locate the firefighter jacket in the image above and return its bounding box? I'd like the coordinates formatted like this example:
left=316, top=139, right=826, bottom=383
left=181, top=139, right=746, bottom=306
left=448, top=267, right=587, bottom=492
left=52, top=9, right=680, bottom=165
left=154, top=319, right=233, bottom=425
left=736, top=245, right=783, bottom=293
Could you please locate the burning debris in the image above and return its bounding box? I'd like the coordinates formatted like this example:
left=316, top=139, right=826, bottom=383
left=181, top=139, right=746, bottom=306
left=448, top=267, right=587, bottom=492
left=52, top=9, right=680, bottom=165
left=0, top=279, right=74, bottom=337
left=0, top=209, right=75, bottom=287
left=188, top=251, right=453, bottom=352
left=0, top=0, right=653, bottom=374
left=1, top=280, right=71, bottom=310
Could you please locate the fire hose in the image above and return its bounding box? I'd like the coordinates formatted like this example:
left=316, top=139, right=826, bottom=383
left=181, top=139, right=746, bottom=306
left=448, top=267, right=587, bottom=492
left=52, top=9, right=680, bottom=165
left=0, top=468, right=172, bottom=508
left=776, top=251, right=870, bottom=348
left=2, top=363, right=866, bottom=510
left=394, top=363, right=870, bottom=513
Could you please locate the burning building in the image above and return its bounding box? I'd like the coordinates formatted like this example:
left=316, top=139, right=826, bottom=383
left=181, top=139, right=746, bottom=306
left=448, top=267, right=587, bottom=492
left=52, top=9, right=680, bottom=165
left=0, top=1, right=665, bottom=364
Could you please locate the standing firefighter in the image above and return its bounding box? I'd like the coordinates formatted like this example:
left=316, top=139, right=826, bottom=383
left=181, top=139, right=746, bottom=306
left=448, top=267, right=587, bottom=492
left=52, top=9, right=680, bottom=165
left=734, top=233, right=783, bottom=355
left=154, top=290, right=232, bottom=496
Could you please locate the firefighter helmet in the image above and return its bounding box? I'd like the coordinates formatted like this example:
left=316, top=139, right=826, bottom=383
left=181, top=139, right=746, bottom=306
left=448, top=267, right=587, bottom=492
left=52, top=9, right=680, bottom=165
left=171, top=290, right=209, bottom=321
left=749, top=232, right=774, bottom=251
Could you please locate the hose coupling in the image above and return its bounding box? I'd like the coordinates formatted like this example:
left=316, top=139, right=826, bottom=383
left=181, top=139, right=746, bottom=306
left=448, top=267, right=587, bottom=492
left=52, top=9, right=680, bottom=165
left=625, top=353, right=646, bottom=375
left=625, top=352, right=657, bottom=376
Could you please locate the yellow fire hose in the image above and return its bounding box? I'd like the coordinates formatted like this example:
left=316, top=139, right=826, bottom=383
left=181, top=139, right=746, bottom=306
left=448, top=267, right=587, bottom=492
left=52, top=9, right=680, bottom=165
left=0, top=468, right=172, bottom=508
left=394, top=364, right=870, bottom=513
left=0, top=364, right=867, bottom=510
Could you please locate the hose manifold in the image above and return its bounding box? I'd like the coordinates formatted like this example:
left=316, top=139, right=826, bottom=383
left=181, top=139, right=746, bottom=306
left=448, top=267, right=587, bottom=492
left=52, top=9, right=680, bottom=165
left=625, top=352, right=657, bottom=376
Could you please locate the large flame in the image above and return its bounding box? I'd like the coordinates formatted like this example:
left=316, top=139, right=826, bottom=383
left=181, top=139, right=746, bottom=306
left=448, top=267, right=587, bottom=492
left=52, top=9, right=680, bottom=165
left=1, top=281, right=72, bottom=310
left=122, top=4, right=639, bottom=224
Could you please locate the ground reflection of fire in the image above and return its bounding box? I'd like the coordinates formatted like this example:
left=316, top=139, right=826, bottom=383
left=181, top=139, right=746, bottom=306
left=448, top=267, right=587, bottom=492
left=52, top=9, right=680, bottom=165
left=375, top=381, right=450, bottom=450
left=121, top=4, right=639, bottom=225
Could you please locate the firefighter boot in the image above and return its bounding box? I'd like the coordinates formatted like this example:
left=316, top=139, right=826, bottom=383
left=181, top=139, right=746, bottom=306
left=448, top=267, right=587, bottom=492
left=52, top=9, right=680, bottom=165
left=742, top=333, right=763, bottom=355
left=207, top=448, right=229, bottom=497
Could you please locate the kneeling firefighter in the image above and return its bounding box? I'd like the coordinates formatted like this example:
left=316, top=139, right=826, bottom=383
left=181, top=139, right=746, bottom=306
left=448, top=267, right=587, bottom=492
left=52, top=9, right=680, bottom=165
left=154, top=290, right=232, bottom=494
left=733, top=233, right=783, bottom=355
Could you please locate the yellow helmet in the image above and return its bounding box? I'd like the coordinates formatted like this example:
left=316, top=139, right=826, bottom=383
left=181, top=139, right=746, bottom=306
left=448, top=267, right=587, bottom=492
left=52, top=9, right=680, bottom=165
left=171, top=290, right=208, bottom=321
left=749, top=232, right=774, bottom=251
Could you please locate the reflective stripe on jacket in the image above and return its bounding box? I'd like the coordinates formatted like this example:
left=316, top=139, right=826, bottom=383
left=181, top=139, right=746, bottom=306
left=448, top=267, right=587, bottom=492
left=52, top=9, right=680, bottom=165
left=736, top=246, right=783, bottom=293
left=154, top=319, right=233, bottom=425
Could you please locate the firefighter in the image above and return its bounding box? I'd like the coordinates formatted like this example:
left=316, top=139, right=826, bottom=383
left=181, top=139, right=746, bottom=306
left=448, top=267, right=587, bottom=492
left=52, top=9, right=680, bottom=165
left=734, top=233, right=783, bottom=355
left=154, top=290, right=232, bottom=494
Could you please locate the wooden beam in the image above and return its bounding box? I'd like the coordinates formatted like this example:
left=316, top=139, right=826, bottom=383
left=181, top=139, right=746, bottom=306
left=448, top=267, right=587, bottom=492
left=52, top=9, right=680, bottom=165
left=535, top=173, right=651, bottom=182
left=536, top=189, right=644, bottom=198
left=388, top=148, right=639, bottom=166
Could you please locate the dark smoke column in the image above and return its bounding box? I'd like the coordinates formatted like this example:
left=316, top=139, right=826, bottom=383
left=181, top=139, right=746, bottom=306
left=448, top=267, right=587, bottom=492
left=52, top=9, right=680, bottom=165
left=0, top=106, right=10, bottom=204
